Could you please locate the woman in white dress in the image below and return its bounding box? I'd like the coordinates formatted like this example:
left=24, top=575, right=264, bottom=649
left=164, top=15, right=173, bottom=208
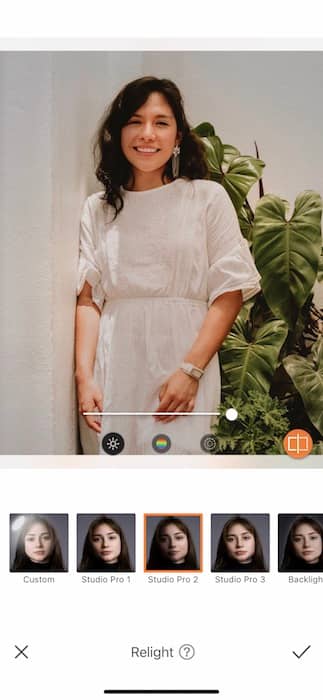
left=76, top=77, right=260, bottom=455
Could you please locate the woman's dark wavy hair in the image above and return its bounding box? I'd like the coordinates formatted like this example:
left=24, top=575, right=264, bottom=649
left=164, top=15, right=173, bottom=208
left=213, top=516, right=267, bottom=572
left=79, top=516, right=133, bottom=572
left=94, top=76, right=209, bottom=219
left=280, top=516, right=323, bottom=572
left=12, top=515, right=65, bottom=572
left=147, top=516, right=198, bottom=570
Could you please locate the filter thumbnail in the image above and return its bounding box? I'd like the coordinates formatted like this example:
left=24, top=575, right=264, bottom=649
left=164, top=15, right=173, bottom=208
left=211, top=514, right=269, bottom=572
left=10, top=514, right=68, bottom=572
left=145, top=514, right=202, bottom=572
left=278, top=514, right=323, bottom=572
left=77, top=514, right=135, bottom=572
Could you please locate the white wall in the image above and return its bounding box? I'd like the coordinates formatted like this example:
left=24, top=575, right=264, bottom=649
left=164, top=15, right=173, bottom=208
left=1, top=51, right=322, bottom=454
left=0, top=51, right=143, bottom=454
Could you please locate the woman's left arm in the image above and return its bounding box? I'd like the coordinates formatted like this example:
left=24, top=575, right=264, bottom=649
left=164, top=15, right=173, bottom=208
left=155, top=289, right=242, bottom=422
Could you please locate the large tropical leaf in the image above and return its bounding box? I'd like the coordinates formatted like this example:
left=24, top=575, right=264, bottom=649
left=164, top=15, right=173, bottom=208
left=220, top=304, right=288, bottom=397
left=238, top=202, right=254, bottom=243
left=283, top=336, right=323, bottom=436
left=253, top=191, right=322, bottom=329
left=195, top=129, right=265, bottom=213
left=318, top=247, right=323, bottom=283
left=222, top=156, right=265, bottom=213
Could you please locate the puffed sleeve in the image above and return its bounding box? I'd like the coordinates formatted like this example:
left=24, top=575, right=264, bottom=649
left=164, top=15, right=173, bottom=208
left=206, top=184, right=261, bottom=306
left=77, top=196, right=105, bottom=311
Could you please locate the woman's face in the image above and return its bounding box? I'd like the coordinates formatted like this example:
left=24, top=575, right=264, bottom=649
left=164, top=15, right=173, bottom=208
left=225, top=523, right=256, bottom=564
left=121, top=92, right=179, bottom=183
left=24, top=522, right=53, bottom=563
left=158, top=523, right=188, bottom=564
left=91, top=524, right=121, bottom=564
left=292, top=523, right=323, bottom=564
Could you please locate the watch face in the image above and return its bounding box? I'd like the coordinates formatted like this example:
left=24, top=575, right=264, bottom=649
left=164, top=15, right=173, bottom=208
left=191, top=368, right=200, bottom=379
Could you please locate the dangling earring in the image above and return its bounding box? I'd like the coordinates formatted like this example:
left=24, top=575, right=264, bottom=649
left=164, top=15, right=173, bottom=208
left=172, top=144, right=180, bottom=179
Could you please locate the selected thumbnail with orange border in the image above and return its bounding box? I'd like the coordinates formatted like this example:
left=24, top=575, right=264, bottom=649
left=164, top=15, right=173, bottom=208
left=144, top=513, right=203, bottom=573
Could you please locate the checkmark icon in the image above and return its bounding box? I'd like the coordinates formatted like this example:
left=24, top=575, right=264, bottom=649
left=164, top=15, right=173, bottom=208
left=292, top=645, right=311, bottom=659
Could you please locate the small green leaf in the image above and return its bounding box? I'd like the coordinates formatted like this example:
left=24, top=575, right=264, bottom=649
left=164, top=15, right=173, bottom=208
left=193, top=122, right=215, bottom=137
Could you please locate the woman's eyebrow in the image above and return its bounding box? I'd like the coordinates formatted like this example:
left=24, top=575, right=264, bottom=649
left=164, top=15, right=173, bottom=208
left=131, top=112, right=174, bottom=119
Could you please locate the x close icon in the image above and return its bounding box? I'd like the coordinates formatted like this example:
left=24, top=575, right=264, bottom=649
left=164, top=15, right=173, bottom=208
left=14, top=645, right=29, bottom=659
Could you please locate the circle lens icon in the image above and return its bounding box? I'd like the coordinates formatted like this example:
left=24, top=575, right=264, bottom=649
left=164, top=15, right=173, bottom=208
left=152, top=434, right=171, bottom=453
left=102, top=432, right=125, bottom=455
left=200, top=433, right=217, bottom=453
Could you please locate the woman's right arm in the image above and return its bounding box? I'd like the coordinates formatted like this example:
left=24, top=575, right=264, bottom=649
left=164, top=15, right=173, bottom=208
left=75, top=281, right=103, bottom=433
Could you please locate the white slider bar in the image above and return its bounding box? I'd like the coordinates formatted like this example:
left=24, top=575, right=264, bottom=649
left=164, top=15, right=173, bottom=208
left=83, top=411, right=221, bottom=416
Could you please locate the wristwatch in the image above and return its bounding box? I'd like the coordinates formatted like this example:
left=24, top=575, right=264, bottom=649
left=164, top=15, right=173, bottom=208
left=179, top=362, right=205, bottom=380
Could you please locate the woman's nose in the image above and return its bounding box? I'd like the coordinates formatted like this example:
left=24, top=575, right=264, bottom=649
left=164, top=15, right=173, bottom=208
left=141, top=122, right=155, bottom=138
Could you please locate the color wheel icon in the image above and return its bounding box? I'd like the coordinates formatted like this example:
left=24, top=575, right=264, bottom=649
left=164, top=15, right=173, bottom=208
left=152, top=434, right=171, bottom=453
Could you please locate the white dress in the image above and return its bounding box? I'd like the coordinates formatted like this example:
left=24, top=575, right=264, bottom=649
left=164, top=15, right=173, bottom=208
left=77, top=178, right=260, bottom=455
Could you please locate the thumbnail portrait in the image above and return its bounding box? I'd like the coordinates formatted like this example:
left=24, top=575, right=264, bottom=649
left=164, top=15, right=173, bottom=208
left=10, top=514, right=68, bottom=572
left=145, top=514, right=201, bottom=571
left=211, top=514, right=269, bottom=572
left=77, top=513, right=135, bottom=572
left=278, top=514, right=323, bottom=572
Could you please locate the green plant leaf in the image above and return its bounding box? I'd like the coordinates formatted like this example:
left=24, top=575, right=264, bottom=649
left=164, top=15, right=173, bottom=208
left=311, top=442, right=323, bottom=454
left=220, top=304, right=288, bottom=397
left=211, top=391, right=289, bottom=454
left=223, top=156, right=265, bottom=213
left=253, top=191, right=322, bottom=329
left=193, top=122, right=215, bottom=137
left=283, top=336, right=323, bottom=436
left=198, top=131, right=265, bottom=213
left=238, top=203, right=254, bottom=243
left=318, top=247, right=323, bottom=283
left=222, top=144, right=241, bottom=170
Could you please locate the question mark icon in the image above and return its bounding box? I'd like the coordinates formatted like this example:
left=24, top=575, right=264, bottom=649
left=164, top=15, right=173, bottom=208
left=179, top=644, right=195, bottom=660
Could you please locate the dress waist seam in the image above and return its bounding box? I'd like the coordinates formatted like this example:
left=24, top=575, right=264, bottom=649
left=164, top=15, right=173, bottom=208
left=103, top=296, right=207, bottom=307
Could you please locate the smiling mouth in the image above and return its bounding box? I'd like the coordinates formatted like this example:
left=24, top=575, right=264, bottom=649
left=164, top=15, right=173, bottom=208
left=134, top=147, right=160, bottom=153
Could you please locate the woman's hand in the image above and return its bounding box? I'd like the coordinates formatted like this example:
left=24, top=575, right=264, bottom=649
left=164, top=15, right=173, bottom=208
left=76, top=376, right=103, bottom=433
left=154, top=369, right=199, bottom=423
